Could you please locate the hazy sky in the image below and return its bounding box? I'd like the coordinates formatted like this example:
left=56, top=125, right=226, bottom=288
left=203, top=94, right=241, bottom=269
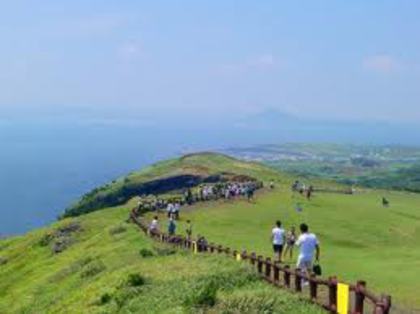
left=1, top=0, right=420, bottom=124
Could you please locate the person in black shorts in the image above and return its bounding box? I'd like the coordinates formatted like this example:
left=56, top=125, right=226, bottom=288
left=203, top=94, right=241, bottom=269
left=271, top=220, right=285, bottom=263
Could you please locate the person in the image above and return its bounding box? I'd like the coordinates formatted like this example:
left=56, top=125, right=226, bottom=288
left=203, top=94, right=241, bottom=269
left=306, top=186, right=313, bottom=200
left=270, top=180, right=275, bottom=189
left=185, top=220, right=193, bottom=240
left=173, top=202, right=181, bottom=219
left=382, top=197, right=389, bottom=207
left=149, top=216, right=159, bottom=234
left=168, top=217, right=176, bottom=236
left=246, top=186, right=254, bottom=202
left=271, top=220, right=285, bottom=263
left=166, top=202, right=174, bottom=218
left=295, top=223, right=320, bottom=285
left=283, top=226, right=297, bottom=260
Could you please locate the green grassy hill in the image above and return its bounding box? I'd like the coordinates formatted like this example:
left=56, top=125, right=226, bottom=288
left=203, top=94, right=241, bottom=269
left=2, top=152, right=420, bottom=312
left=0, top=200, right=323, bottom=314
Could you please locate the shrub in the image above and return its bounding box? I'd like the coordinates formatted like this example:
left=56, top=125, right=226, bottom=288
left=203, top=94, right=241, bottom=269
left=99, top=293, right=112, bottom=305
left=139, top=248, right=154, bottom=258
left=38, top=233, right=54, bottom=247
left=80, top=260, right=106, bottom=278
left=184, top=281, right=218, bottom=308
left=127, top=273, right=146, bottom=287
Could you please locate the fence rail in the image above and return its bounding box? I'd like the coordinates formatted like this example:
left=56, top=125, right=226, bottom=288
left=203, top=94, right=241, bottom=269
left=130, top=208, right=391, bottom=314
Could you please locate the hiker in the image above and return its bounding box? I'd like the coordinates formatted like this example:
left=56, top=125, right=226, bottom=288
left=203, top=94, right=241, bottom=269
left=185, top=220, right=193, bottom=240
left=173, top=202, right=180, bottom=219
left=283, top=226, right=297, bottom=260
left=296, top=223, right=320, bottom=285
left=166, top=202, right=174, bottom=218
left=149, top=216, right=159, bottom=234
left=382, top=197, right=390, bottom=207
left=306, top=186, right=313, bottom=200
left=246, top=186, right=254, bottom=202
left=271, top=220, right=285, bottom=263
left=168, top=217, right=176, bottom=236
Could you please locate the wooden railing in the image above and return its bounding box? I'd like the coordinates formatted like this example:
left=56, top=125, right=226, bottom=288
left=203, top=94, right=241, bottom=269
left=130, top=209, right=392, bottom=314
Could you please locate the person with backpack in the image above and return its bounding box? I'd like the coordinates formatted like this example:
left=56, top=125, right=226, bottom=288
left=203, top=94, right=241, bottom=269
left=271, top=220, right=285, bottom=263
left=296, top=223, right=320, bottom=285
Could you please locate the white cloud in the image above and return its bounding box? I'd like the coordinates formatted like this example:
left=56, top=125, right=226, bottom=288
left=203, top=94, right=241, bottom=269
left=363, top=55, right=399, bottom=73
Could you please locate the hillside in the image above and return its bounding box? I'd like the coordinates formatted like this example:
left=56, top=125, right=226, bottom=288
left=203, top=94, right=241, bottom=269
left=2, top=152, right=419, bottom=312
left=62, top=152, right=282, bottom=218
left=0, top=153, right=325, bottom=313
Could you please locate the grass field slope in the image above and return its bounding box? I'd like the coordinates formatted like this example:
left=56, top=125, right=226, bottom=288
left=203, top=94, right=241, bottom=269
left=0, top=199, right=323, bottom=314
left=1, top=153, right=420, bottom=312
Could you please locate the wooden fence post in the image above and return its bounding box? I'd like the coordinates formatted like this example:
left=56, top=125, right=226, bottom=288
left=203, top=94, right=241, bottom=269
left=265, top=258, right=272, bottom=279
left=310, top=274, right=318, bottom=301
left=284, top=265, right=291, bottom=288
left=328, top=277, right=337, bottom=313
left=354, top=280, right=366, bottom=314
left=295, top=268, right=302, bottom=292
left=257, top=256, right=263, bottom=274
left=217, top=245, right=223, bottom=253
left=241, top=250, right=247, bottom=260
left=377, top=294, right=391, bottom=314
left=273, top=262, right=280, bottom=284
left=232, top=250, right=238, bottom=259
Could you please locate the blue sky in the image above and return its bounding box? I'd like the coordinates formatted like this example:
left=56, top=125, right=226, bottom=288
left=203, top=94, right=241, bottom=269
left=1, top=0, right=420, bottom=125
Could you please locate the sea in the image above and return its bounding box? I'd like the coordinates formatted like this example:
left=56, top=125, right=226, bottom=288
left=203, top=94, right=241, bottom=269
left=0, top=120, right=232, bottom=236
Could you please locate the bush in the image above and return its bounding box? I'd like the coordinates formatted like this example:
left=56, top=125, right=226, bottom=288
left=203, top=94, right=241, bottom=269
left=139, top=248, right=154, bottom=258
left=184, top=281, right=218, bottom=308
left=38, top=233, right=54, bottom=247
left=127, top=273, right=146, bottom=287
left=99, top=293, right=112, bottom=305
left=80, top=260, right=106, bottom=278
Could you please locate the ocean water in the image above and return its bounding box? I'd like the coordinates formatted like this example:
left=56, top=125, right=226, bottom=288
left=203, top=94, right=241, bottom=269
left=0, top=121, right=219, bottom=236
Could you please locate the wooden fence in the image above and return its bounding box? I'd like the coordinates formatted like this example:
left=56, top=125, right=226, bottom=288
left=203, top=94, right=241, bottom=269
left=130, top=209, right=391, bottom=314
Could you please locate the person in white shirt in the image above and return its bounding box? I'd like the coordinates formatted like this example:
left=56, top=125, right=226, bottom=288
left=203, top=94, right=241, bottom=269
left=295, top=223, right=320, bottom=283
left=271, top=220, right=286, bottom=263
left=166, top=203, right=174, bottom=218
left=149, top=216, right=159, bottom=234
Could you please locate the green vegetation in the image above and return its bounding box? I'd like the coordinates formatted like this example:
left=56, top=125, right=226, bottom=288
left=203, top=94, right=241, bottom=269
left=227, top=143, right=420, bottom=192
left=0, top=198, right=323, bottom=314
left=163, top=187, right=420, bottom=308
left=2, top=152, right=420, bottom=312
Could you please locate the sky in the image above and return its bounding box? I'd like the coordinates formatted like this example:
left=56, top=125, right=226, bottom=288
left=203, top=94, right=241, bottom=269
left=1, top=0, right=420, bottom=127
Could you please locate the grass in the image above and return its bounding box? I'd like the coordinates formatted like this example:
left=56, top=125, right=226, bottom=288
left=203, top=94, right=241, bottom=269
left=161, top=186, right=420, bottom=309
left=0, top=198, right=323, bottom=314
left=2, top=152, right=420, bottom=312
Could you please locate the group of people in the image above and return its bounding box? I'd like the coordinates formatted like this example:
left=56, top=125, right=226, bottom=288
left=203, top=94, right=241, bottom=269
left=291, top=180, right=314, bottom=200
left=137, top=180, right=263, bottom=215
left=149, top=215, right=193, bottom=239
left=271, top=221, right=320, bottom=284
